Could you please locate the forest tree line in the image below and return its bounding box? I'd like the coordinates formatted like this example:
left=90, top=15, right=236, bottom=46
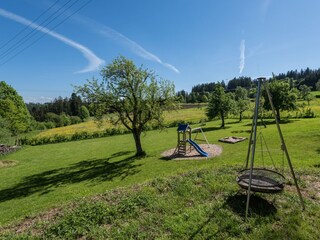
left=177, top=68, right=320, bottom=103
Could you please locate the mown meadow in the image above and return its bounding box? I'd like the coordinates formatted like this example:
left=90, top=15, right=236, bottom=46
left=0, top=98, right=319, bottom=239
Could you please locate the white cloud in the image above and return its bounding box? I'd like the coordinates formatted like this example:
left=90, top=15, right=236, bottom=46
left=24, top=96, right=54, bottom=103
left=84, top=19, right=180, bottom=74
left=0, top=8, right=104, bottom=73
left=23, top=1, right=179, bottom=74
left=239, top=39, right=245, bottom=74
left=98, top=26, right=180, bottom=74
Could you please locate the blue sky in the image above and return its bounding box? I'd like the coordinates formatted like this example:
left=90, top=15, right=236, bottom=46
left=1, top=0, right=320, bottom=103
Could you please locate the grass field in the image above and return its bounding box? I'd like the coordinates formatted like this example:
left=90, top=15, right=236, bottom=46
left=0, top=116, right=319, bottom=238
left=35, top=106, right=207, bottom=138
left=34, top=94, right=319, bottom=140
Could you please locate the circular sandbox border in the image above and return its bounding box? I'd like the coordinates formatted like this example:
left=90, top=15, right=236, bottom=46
left=161, top=144, right=222, bottom=160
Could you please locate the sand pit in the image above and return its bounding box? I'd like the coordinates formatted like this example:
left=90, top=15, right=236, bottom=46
left=161, top=144, right=222, bottom=160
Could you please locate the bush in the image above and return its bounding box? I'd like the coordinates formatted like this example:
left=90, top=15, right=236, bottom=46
left=295, top=108, right=316, bottom=118
left=45, top=113, right=60, bottom=126
left=80, top=106, right=90, bottom=120
left=70, top=116, right=82, bottom=124
left=44, top=121, right=56, bottom=129
left=303, top=108, right=315, bottom=118
left=30, top=120, right=47, bottom=131
left=60, top=113, right=71, bottom=126
left=71, top=131, right=89, bottom=141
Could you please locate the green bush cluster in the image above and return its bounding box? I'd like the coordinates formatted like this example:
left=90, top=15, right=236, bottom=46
left=297, top=108, right=316, bottom=118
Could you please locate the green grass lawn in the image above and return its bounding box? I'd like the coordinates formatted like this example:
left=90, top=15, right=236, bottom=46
left=0, top=118, right=319, bottom=238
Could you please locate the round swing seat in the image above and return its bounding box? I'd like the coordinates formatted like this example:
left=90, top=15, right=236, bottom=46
left=237, top=168, right=285, bottom=193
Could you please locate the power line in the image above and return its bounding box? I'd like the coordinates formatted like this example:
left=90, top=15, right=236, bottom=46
left=0, top=0, right=77, bottom=60
left=0, top=0, right=93, bottom=66
left=0, top=0, right=61, bottom=51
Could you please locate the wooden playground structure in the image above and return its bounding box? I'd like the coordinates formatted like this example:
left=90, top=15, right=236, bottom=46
left=175, top=124, right=209, bottom=157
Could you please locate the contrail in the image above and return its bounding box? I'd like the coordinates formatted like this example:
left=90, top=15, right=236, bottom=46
left=239, top=39, right=245, bottom=74
left=0, top=8, right=104, bottom=73
left=99, top=27, right=180, bottom=74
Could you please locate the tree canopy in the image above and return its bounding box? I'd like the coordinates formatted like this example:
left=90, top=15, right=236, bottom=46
left=206, top=83, right=235, bottom=127
left=76, top=56, right=177, bottom=156
left=234, top=86, right=250, bottom=122
left=0, top=81, right=31, bottom=139
left=262, top=80, right=297, bottom=120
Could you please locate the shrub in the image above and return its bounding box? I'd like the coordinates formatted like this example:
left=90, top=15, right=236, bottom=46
left=79, top=106, right=90, bottom=120
left=60, top=113, right=71, bottom=126
left=44, top=121, right=56, bottom=129
left=70, top=116, right=82, bottom=124
left=303, top=108, right=315, bottom=118
left=45, top=113, right=60, bottom=126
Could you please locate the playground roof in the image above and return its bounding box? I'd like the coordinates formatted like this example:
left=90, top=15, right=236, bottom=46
left=177, top=123, right=191, bottom=132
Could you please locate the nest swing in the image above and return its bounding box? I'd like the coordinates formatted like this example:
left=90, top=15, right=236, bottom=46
left=237, top=77, right=304, bottom=219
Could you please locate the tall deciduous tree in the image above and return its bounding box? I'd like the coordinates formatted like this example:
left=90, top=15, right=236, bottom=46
left=0, top=81, right=31, bottom=142
left=0, top=116, right=11, bottom=144
left=262, top=80, right=297, bottom=120
left=299, top=84, right=313, bottom=105
left=234, top=86, right=250, bottom=122
left=206, top=83, right=235, bottom=128
left=76, top=56, right=177, bottom=156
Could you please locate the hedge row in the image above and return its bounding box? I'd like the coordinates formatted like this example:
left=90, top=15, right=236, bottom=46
left=20, top=119, right=204, bottom=146
left=20, top=128, right=131, bottom=146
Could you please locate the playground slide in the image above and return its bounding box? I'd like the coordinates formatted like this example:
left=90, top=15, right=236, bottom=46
left=187, top=139, right=209, bottom=157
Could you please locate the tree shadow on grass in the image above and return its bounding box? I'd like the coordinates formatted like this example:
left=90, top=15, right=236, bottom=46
left=188, top=192, right=277, bottom=239
left=0, top=151, right=142, bottom=202
left=200, top=126, right=231, bottom=132
left=225, top=192, right=277, bottom=217
left=231, top=129, right=252, bottom=134
left=243, top=119, right=298, bottom=127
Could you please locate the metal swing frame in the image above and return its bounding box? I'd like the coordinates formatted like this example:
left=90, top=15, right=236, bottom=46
left=238, top=77, right=305, bottom=219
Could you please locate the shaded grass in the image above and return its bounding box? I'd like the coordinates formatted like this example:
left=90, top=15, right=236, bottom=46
left=1, top=168, right=319, bottom=239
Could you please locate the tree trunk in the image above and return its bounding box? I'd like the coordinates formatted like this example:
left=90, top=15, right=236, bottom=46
left=220, top=111, right=225, bottom=128
left=132, top=129, right=145, bottom=156
left=276, top=108, right=281, bottom=121
left=239, top=112, right=243, bottom=122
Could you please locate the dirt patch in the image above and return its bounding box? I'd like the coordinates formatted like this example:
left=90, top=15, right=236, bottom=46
left=161, top=144, right=222, bottom=160
left=0, top=207, right=63, bottom=236
left=286, top=175, right=320, bottom=201
left=0, top=160, right=18, bottom=169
